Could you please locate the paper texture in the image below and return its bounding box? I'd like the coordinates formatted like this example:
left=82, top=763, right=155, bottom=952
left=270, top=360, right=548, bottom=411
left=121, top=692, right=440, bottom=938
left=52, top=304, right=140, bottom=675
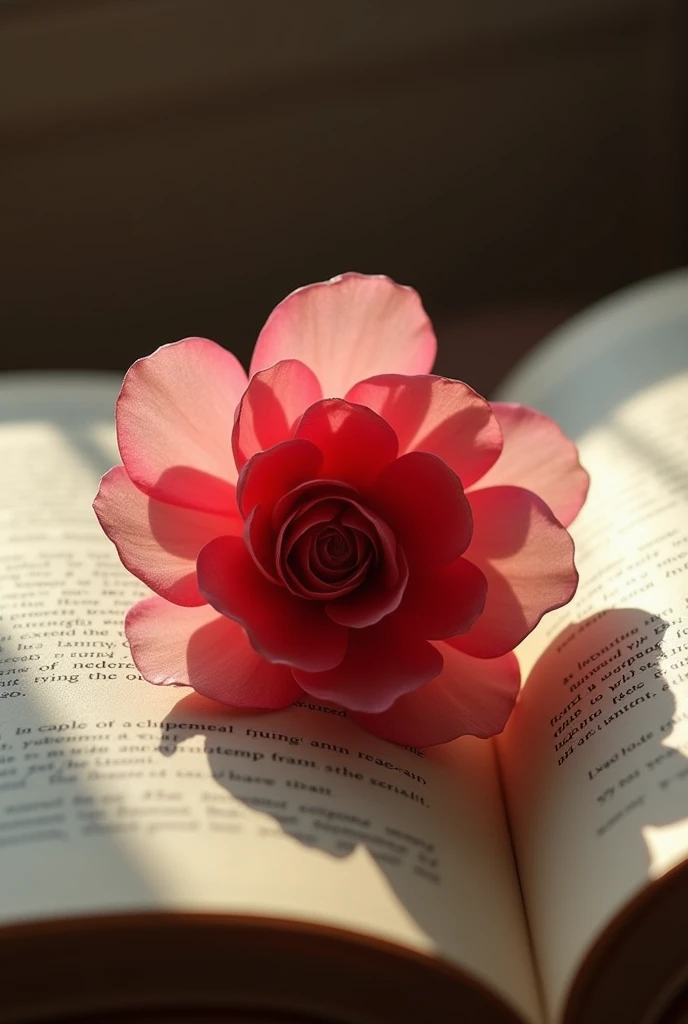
left=0, top=375, right=540, bottom=1023
left=498, top=270, right=688, bottom=1020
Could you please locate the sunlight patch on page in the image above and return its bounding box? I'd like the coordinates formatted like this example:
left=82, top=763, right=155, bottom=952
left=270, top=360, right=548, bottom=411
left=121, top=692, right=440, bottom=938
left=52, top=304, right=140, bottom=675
left=644, top=820, right=688, bottom=879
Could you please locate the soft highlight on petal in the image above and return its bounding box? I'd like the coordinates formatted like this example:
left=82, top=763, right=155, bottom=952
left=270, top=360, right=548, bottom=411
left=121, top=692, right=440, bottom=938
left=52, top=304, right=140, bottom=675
left=117, top=337, right=247, bottom=514
left=126, top=598, right=301, bottom=708
left=249, top=273, right=437, bottom=396
left=346, top=374, right=502, bottom=488
left=453, top=486, right=578, bottom=659
left=351, top=646, right=520, bottom=746
left=94, top=467, right=241, bottom=606
left=197, top=535, right=347, bottom=673
left=232, top=360, right=322, bottom=471
left=294, top=614, right=442, bottom=714
left=470, top=402, right=589, bottom=527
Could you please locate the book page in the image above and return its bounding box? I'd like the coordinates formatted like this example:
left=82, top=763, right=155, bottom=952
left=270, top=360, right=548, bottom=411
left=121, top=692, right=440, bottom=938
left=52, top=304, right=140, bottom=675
left=495, top=271, right=688, bottom=1021
left=0, top=375, right=540, bottom=1023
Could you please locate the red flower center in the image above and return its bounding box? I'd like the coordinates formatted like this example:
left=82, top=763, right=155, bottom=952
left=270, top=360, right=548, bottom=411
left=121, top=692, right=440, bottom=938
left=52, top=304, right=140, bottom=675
left=271, top=489, right=405, bottom=622
left=277, top=499, right=377, bottom=600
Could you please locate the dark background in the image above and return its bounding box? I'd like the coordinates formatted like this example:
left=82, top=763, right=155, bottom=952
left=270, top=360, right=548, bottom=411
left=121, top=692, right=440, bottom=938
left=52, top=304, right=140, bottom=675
left=2, top=0, right=686, bottom=395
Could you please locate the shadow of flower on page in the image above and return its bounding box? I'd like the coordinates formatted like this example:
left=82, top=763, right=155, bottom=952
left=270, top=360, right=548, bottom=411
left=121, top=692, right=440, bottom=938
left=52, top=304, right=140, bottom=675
left=156, top=605, right=688, bottom=980
left=156, top=686, right=520, bottom=964
left=514, top=609, right=688, bottom=876
left=157, top=605, right=688, bottom=865
left=158, top=690, right=436, bottom=860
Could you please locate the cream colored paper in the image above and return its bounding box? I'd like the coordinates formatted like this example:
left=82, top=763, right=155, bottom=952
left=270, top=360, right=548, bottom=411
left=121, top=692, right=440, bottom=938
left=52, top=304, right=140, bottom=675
left=0, top=376, right=540, bottom=1023
left=497, top=271, right=688, bottom=1021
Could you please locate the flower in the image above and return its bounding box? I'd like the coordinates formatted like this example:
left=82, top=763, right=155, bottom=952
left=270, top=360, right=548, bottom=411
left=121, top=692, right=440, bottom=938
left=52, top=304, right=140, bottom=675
left=94, top=273, right=588, bottom=746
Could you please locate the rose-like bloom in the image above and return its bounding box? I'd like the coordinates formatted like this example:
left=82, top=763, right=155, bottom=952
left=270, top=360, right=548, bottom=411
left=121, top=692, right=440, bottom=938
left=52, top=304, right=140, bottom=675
left=94, top=273, right=588, bottom=746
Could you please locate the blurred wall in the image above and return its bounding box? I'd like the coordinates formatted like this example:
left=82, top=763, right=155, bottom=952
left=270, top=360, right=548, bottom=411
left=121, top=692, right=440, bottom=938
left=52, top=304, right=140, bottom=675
left=1, top=0, right=685, bottom=387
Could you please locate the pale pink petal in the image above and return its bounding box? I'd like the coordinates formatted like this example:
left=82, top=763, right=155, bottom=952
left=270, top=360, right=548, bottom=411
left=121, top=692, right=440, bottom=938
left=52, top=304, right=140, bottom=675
left=351, top=646, right=520, bottom=746
left=295, top=399, right=399, bottom=491
left=117, top=337, right=248, bottom=515
left=346, top=374, right=502, bottom=488
left=249, top=273, right=436, bottom=396
left=469, top=402, right=589, bottom=526
left=94, top=467, right=241, bottom=606
left=370, top=451, right=473, bottom=566
left=237, top=439, right=322, bottom=517
left=232, top=360, right=322, bottom=470
left=126, top=598, right=301, bottom=708
left=293, top=614, right=442, bottom=714
left=197, top=535, right=347, bottom=672
left=452, top=486, right=577, bottom=659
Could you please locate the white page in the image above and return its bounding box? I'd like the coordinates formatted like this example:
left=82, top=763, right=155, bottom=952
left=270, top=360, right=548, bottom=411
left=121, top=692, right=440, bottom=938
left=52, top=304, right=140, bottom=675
left=496, top=270, right=688, bottom=1021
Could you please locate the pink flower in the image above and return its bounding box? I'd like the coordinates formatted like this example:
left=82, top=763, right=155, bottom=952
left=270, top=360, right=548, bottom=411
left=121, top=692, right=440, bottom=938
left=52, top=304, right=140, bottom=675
left=94, top=273, right=588, bottom=747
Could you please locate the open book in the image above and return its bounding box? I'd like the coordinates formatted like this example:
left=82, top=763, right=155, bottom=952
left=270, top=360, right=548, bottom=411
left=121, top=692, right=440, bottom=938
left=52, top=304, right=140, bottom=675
left=1, top=271, right=687, bottom=1024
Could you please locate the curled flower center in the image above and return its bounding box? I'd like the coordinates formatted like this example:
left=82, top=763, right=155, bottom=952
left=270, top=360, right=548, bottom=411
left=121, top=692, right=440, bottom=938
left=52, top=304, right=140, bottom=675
left=316, top=525, right=359, bottom=570
left=277, top=499, right=377, bottom=601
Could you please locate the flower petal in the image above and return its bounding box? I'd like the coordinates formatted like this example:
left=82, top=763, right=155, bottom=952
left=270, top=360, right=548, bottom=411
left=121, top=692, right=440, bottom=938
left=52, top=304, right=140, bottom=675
left=469, top=402, right=589, bottom=527
left=197, top=535, right=347, bottom=672
left=326, top=547, right=409, bottom=629
left=244, top=503, right=279, bottom=582
left=351, top=646, right=520, bottom=746
left=338, top=501, right=400, bottom=590
left=280, top=518, right=371, bottom=599
left=293, top=614, right=442, bottom=713
left=232, top=359, right=322, bottom=471
left=94, top=467, right=241, bottom=606
left=276, top=497, right=371, bottom=596
left=370, top=451, right=473, bottom=566
left=249, top=273, right=437, bottom=396
left=126, top=598, right=301, bottom=708
left=346, top=374, right=502, bottom=488
left=116, top=338, right=248, bottom=514
left=237, top=438, right=323, bottom=518
left=397, top=557, right=487, bottom=640
left=295, top=399, right=398, bottom=491
left=452, top=485, right=578, bottom=659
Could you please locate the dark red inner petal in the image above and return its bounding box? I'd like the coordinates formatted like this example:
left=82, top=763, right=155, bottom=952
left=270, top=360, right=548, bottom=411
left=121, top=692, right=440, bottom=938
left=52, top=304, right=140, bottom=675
left=243, top=503, right=280, bottom=583
left=271, top=478, right=359, bottom=531
left=338, top=503, right=399, bottom=590
left=286, top=522, right=373, bottom=599
left=243, top=475, right=410, bottom=625
left=277, top=497, right=376, bottom=600
left=313, top=525, right=367, bottom=578
left=325, top=544, right=408, bottom=629
left=369, top=451, right=473, bottom=566
left=294, top=398, right=399, bottom=491
left=237, top=438, right=323, bottom=518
